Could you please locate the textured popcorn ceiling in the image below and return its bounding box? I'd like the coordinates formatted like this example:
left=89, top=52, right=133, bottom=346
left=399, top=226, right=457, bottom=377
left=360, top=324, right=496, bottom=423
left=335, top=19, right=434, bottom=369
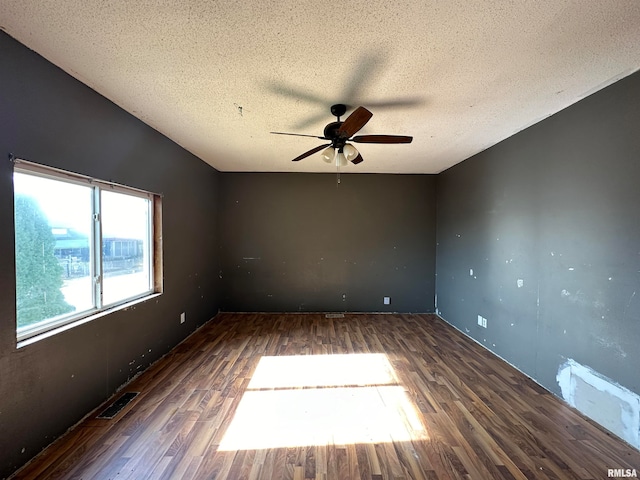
left=1, top=1, right=640, bottom=173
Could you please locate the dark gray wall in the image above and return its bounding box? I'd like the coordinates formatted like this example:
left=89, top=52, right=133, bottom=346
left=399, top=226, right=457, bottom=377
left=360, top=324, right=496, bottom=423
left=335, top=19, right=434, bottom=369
left=219, top=173, right=436, bottom=313
left=0, top=32, right=221, bottom=478
left=436, top=71, right=640, bottom=396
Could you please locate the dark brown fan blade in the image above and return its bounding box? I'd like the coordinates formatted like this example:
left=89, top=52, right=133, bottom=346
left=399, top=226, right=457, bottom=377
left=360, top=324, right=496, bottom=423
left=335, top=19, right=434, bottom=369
left=350, top=153, right=364, bottom=165
left=351, top=135, right=413, bottom=144
left=291, top=144, right=331, bottom=162
left=271, top=131, right=326, bottom=139
left=337, top=106, right=373, bottom=138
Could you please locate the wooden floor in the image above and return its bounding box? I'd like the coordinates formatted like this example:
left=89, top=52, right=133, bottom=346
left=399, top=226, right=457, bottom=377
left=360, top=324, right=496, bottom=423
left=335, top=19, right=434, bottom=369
left=12, top=313, right=640, bottom=479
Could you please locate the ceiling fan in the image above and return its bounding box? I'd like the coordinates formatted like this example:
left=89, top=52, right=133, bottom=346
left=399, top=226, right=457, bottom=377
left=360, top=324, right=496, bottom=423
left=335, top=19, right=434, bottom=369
left=271, top=104, right=412, bottom=166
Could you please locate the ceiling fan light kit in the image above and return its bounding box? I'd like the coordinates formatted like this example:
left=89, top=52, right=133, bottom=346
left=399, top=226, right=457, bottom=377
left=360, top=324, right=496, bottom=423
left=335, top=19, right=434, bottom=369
left=343, top=144, right=358, bottom=161
left=321, top=146, right=335, bottom=164
left=322, top=144, right=358, bottom=167
left=271, top=104, right=413, bottom=168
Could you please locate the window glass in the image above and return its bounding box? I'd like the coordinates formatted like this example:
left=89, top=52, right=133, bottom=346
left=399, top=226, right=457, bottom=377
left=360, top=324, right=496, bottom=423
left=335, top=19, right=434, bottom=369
left=101, top=190, right=152, bottom=306
left=14, top=173, right=94, bottom=331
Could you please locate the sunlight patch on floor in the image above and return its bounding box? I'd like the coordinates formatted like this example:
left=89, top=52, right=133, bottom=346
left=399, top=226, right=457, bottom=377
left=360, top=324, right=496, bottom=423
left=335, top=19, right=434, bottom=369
left=218, top=353, right=428, bottom=450
left=248, top=353, right=398, bottom=389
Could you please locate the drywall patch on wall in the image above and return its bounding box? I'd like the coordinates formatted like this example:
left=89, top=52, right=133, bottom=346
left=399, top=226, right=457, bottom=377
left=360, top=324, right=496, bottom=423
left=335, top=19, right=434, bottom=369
left=557, top=359, right=640, bottom=449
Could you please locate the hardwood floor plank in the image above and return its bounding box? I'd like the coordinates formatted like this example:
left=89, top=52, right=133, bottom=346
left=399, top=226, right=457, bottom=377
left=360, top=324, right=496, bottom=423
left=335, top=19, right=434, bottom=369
left=10, top=313, right=640, bottom=480
left=293, top=465, right=305, bottom=480
left=271, top=448, right=288, bottom=480
left=365, top=442, right=383, bottom=479
left=248, top=448, right=268, bottom=480
left=315, top=444, right=327, bottom=479
left=258, top=449, right=276, bottom=480
left=335, top=446, right=349, bottom=479
left=395, top=441, right=429, bottom=480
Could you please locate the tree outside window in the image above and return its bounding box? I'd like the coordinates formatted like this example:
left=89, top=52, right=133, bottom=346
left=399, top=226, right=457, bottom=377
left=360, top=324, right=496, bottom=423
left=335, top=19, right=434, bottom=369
left=14, top=195, right=73, bottom=328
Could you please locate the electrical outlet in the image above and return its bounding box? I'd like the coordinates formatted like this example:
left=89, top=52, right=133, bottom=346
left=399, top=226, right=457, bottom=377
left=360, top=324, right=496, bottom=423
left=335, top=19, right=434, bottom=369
left=383, top=296, right=390, bottom=305
left=180, top=312, right=186, bottom=324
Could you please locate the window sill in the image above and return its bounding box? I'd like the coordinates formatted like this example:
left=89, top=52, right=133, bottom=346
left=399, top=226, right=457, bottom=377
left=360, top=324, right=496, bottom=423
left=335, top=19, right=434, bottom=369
left=17, top=292, right=162, bottom=349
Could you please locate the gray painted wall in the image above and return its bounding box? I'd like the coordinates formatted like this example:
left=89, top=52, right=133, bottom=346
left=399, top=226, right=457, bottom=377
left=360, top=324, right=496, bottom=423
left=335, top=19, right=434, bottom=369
left=0, top=32, right=221, bottom=478
left=219, top=173, right=436, bottom=313
left=436, top=71, right=640, bottom=398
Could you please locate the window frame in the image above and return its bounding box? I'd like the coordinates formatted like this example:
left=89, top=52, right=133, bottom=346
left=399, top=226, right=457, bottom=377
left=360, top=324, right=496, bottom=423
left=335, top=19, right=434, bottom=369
left=13, top=158, right=163, bottom=345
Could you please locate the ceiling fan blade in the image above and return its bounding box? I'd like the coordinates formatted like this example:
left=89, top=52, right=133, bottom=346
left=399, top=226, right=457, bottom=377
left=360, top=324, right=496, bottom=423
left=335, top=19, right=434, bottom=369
left=351, top=135, right=413, bottom=144
left=350, top=153, right=364, bottom=165
left=291, top=144, right=331, bottom=162
left=338, top=106, right=373, bottom=137
left=271, top=131, right=326, bottom=139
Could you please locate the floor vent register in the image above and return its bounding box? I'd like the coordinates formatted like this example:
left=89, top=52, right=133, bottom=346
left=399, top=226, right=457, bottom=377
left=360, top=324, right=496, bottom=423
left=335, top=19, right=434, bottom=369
left=97, top=392, right=140, bottom=419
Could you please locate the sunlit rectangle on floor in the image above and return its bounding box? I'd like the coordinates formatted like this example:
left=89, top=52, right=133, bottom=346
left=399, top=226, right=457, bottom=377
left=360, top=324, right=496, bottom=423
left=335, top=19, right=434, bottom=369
left=247, top=353, right=398, bottom=389
left=219, top=386, right=427, bottom=450
left=219, top=353, right=427, bottom=450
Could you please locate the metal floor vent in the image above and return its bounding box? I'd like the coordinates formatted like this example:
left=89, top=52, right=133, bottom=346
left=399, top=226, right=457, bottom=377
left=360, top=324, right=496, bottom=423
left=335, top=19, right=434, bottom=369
left=325, top=313, right=345, bottom=318
left=97, top=392, right=139, bottom=419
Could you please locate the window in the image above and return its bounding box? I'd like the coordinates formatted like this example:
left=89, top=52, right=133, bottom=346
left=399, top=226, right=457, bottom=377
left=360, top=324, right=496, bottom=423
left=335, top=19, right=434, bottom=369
left=13, top=159, right=162, bottom=343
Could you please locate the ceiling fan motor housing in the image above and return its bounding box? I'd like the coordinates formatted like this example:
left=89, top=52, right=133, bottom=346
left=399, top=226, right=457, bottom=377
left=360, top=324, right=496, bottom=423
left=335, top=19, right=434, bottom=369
left=323, top=121, right=345, bottom=144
